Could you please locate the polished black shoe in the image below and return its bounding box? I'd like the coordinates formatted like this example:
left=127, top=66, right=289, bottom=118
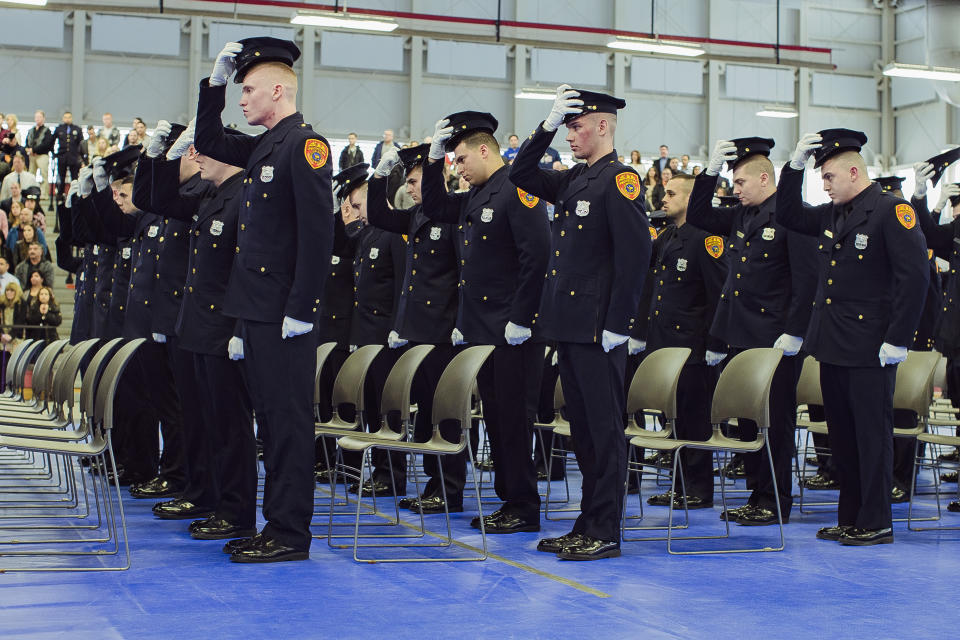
left=398, top=496, right=418, bottom=509
left=804, top=455, right=820, bottom=467
left=470, top=508, right=506, bottom=529
left=646, top=492, right=713, bottom=510
left=191, top=517, right=257, bottom=540
left=188, top=516, right=215, bottom=534
left=230, top=535, right=309, bottom=563
left=938, top=449, right=959, bottom=463
left=801, top=473, right=839, bottom=490
left=152, top=498, right=215, bottom=520
left=315, top=468, right=345, bottom=484
left=410, top=496, right=464, bottom=514
left=839, top=527, right=893, bottom=546
left=890, top=486, right=910, bottom=503
left=941, top=471, right=958, bottom=483
left=485, top=512, right=540, bottom=534
left=474, top=459, right=495, bottom=472
left=130, top=476, right=184, bottom=499
left=536, top=532, right=585, bottom=553
left=718, top=505, right=752, bottom=521
left=357, top=479, right=406, bottom=498
left=643, top=451, right=672, bottom=467
left=736, top=505, right=784, bottom=526
left=646, top=491, right=675, bottom=506
left=222, top=533, right=261, bottom=555
left=947, top=501, right=960, bottom=513
left=816, top=525, right=853, bottom=541
left=558, top=535, right=621, bottom=561
left=714, top=459, right=746, bottom=478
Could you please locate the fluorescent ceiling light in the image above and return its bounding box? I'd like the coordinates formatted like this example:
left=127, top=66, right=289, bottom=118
left=756, top=107, right=798, bottom=119
left=515, top=89, right=555, bottom=100
left=882, top=62, right=960, bottom=82
left=607, top=38, right=704, bottom=57
left=0, top=0, right=48, bottom=5
left=291, top=12, right=398, bottom=32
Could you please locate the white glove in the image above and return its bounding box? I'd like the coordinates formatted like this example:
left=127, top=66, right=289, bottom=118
left=387, top=330, right=407, bottom=349
left=428, top=119, right=453, bottom=161
left=706, top=140, right=738, bottom=176
left=914, top=162, right=934, bottom=199
left=166, top=119, right=195, bottom=160
left=628, top=338, right=646, bottom=356
left=281, top=316, right=313, bottom=339
left=78, top=166, right=95, bottom=197
left=64, top=180, right=79, bottom=208
left=935, top=182, right=960, bottom=212
left=705, top=350, right=727, bottom=366
left=878, top=342, right=907, bottom=367
left=551, top=350, right=558, bottom=366
left=92, top=158, right=109, bottom=192
left=349, top=344, right=358, bottom=353
left=504, top=321, right=531, bottom=346
left=375, top=146, right=400, bottom=178
left=543, top=84, right=583, bottom=133
left=601, top=330, right=628, bottom=353
left=790, top=133, right=822, bottom=170
left=228, top=336, right=244, bottom=360
left=146, top=120, right=171, bottom=158
left=773, top=333, right=803, bottom=357
left=451, top=328, right=466, bottom=346
left=209, top=42, right=243, bottom=87
left=152, top=333, right=167, bottom=343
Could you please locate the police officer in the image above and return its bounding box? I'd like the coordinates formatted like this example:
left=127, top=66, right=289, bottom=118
left=51, top=111, right=85, bottom=195
left=777, top=129, right=929, bottom=544
left=196, top=38, right=333, bottom=563
left=632, top=172, right=727, bottom=510
left=64, top=177, right=95, bottom=343
left=686, top=137, right=817, bottom=527
left=510, top=87, right=650, bottom=560
left=369, top=143, right=464, bottom=512
left=421, top=111, right=550, bottom=535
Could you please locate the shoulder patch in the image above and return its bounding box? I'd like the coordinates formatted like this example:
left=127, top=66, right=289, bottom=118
left=929, top=248, right=935, bottom=261
left=517, top=187, right=539, bottom=208
left=615, top=171, right=641, bottom=200
left=649, top=226, right=658, bottom=241
left=304, top=138, right=329, bottom=169
left=704, top=235, right=724, bottom=259
left=895, top=203, right=916, bottom=229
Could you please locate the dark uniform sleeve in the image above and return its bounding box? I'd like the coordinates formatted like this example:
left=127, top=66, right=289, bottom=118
left=420, top=159, right=465, bottom=224
left=698, top=233, right=729, bottom=352
left=390, top=232, right=407, bottom=326
left=367, top=175, right=412, bottom=234
left=686, top=172, right=736, bottom=236
left=629, top=231, right=662, bottom=341
left=508, top=124, right=570, bottom=203
left=193, top=79, right=260, bottom=167
left=883, top=199, right=931, bottom=347
left=150, top=159, right=209, bottom=222
left=784, top=231, right=818, bottom=338
left=913, top=194, right=954, bottom=258
left=604, top=168, right=652, bottom=335
left=507, top=195, right=551, bottom=328
left=132, top=154, right=155, bottom=213
left=284, top=133, right=334, bottom=322
left=775, top=165, right=826, bottom=237
left=89, top=188, right=120, bottom=246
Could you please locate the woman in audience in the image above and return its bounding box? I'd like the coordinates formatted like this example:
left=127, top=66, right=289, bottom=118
left=643, top=166, right=659, bottom=211
left=651, top=167, right=673, bottom=211
left=21, top=269, right=43, bottom=307
left=4, top=114, right=20, bottom=145
left=24, top=286, right=60, bottom=341
left=11, top=223, right=45, bottom=266
left=0, top=280, right=26, bottom=348
left=629, top=150, right=643, bottom=171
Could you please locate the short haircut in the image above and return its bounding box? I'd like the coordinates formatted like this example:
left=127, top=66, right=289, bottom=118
left=827, top=150, right=867, bottom=174
left=121, top=176, right=135, bottom=187
left=735, top=154, right=775, bottom=179
left=660, top=144, right=668, bottom=150
left=348, top=132, right=357, bottom=137
left=249, top=62, right=298, bottom=96
left=508, top=134, right=519, bottom=140
left=459, top=131, right=500, bottom=153
left=667, top=173, right=695, bottom=187
left=35, top=110, right=44, bottom=117
left=63, top=111, right=72, bottom=116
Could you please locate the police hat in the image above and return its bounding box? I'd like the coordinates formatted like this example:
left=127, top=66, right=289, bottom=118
left=233, top=37, right=301, bottom=83
left=160, top=123, right=187, bottom=156
left=925, top=147, right=960, bottom=187
left=398, top=143, right=429, bottom=173
left=875, top=175, right=904, bottom=194
left=104, top=145, right=141, bottom=181
left=444, top=111, right=499, bottom=152
left=333, top=162, right=370, bottom=200
left=717, top=195, right=740, bottom=208
left=23, top=185, right=41, bottom=200
left=727, top=137, right=775, bottom=172
left=813, top=128, right=867, bottom=168
left=563, top=89, right=626, bottom=124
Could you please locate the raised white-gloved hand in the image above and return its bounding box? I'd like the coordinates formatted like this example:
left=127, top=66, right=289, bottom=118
left=601, top=330, right=628, bottom=353
left=773, top=333, right=803, bottom=357
left=878, top=342, right=907, bottom=367
left=375, top=146, right=400, bottom=178
left=349, top=344, right=358, bottom=353
left=209, top=42, right=243, bottom=87
left=92, top=158, right=110, bottom=192
left=914, top=161, right=934, bottom=199
left=78, top=166, right=95, bottom=197
left=64, top=180, right=79, bottom=208
left=428, top=119, right=453, bottom=161
left=542, top=84, right=583, bottom=133
left=166, top=119, right=194, bottom=160
left=227, top=336, right=244, bottom=360
left=935, top=182, right=960, bottom=212
left=706, top=140, right=738, bottom=177
left=387, top=330, right=407, bottom=349
left=281, top=316, right=313, bottom=339
left=451, top=328, right=466, bottom=346
left=146, top=120, right=171, bottom=158
left=705, top=350, right=727, bottom=366
left=628, top=338, right=646, bottom=356
left=504, top=321, right=532, bottom=346
left=152, top=333, right=167, bottom=344
left=790, top=133, right=822, bottom=170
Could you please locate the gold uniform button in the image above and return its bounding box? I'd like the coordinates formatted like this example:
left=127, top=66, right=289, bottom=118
left=830, top=260, right=836, bottom=266
left=834, top=243, right=841, bottom=250
left=555, top=251, right=560, bottom=256
left=570, top=291, right=575, bottom=296
left=241, top=224, right=245, bottom=230
left=189, top=286, right=193, bottom=292
left=482, top=296, right=488, bottom=301
left=827, top=279, right=833, bottom=285
left=551, top=270, right=557, bottom=275
left=312, top=307, right=317, bottom=312
left=426, top=301, right=431, bottom=305
left=210, top=304, right=215, bottom=310
left=858, top=314, right=863, bottom=320
left=560, top=231, right=565, bottom=237
left=734, top=290, right=739, bottom=296
left=736, top=273, right=741, bottom=279
left=260, top=267, right=265, bottom=272
left=236, top=247, right=240, bottom=253
left=826, top=298, right=832, bottom=304
left=741, top=257, right=746, bottom=262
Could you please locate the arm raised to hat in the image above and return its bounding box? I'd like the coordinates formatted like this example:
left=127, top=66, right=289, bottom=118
left=912, top=183, right=954, bottom=259
left=685, top=172, right=736, bottom=236
left=88, top=186, right=120, bottom=246
left=367, top=173, right=412, bottom=235
left=774, top=164, right=827, bottom=237
left=148, top=157, right=214, bottom=223
left=194, top=79, right=259, bottom=167
left=420, top=154, right=466, bottom=225
left=508, top=124, right=569, bottom=204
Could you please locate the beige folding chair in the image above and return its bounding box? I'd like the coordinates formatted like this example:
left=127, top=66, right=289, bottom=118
left=793, top=356, right=837, bottom=513
left=535, top=378, right=578, bottom=520
left=666, top=347, right=784, bottom=554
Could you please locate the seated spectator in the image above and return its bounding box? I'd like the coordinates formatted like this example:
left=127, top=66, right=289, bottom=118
left=24, top=285, right=60, bottom=341
left=651, top=167, right=673, bottom=211
left=502, top=134, right=520, bottom=164
left=692, top=165, right=702, bottom=177
left=14, top=242, right=52, bottom=286
left=0, top=153, right=38, bottom=201
left=0, top=180, right=24, bottom=219
left=628, top=150, right=642, bottom=171
left=121, top=130, right=140, bottom=149
left=21, top=269, right=43, bottom=307
left=668, top=157, right=681, bottom=174
left=0, top=256, right=17, bottom=292
left=643, top=166, right=659, bottom=211
left=9, top=222, right=47, bottom=262
left=21, top=186, right=46, bottom=232
left=0, top=280, right=26, bottom=348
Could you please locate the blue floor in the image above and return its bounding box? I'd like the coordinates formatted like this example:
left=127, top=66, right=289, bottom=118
left=2, top=456, right=959, bottom=640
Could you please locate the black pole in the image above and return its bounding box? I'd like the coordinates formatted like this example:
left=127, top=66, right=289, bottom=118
left=776, top=0, right=781, bottom=64
left=496, top=0, right=501, bottom=42
left=651, top=0, right=655, bottom=37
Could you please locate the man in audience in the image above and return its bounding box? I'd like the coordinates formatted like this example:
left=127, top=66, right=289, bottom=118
left=25, top=110, right=52, bottom=189
left=14, top=242, right=53, bottom=287
left=0, top=153, right=37, bottom=201
left=0, top=256, right=18, bottom=292
left=99, top=112, right=121, bottom=146
left=655, top=144, right=670, bottom=175
left=502, top=134, right=520, bottom=164
left=371, top=129, right=401, bottom=166
left=338, top=132, right=364, bottom=170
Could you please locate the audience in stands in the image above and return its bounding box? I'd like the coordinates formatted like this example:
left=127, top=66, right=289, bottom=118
left=14, top=242, right=52, bottom=286
left=24, top=285, right=60, bottom=340
left=0, top=280, right=26, bottom=347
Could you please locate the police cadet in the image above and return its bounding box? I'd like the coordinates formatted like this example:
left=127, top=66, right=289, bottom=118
left=510, top=86, right=649, bottom=560
left=337, top=163, right=407, bottom=497
left=89, top=158, right=117, bottom=339
left=56, top=181, right=84, bottom=330
left=777, top=129, right=929, bottom=545
left=686, top=137, right=817, bottom=527
left=421, top=111, right=551, bottom=535
left=369, top=143, right=464, bottom=513
left=631, top=172, right=727, bottom=510
left=65, top=176, right=96, bottom=343
left=195, top=38, right=333, bottom=563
